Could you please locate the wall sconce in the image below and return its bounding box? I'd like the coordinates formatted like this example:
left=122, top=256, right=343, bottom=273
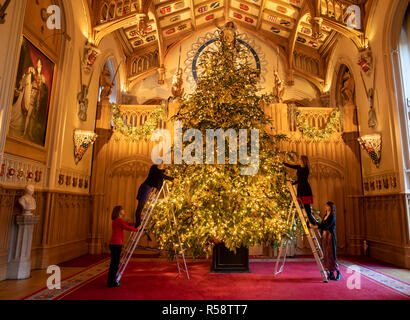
left=358, top=133, right=382, bottom=168
left=73, top=130, right=97, bottom=165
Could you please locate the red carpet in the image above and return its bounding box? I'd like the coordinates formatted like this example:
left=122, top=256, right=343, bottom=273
left=58, top=261, right=409, bottom=300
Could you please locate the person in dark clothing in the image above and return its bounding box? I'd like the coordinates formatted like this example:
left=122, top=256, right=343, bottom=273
left=312, top=202, right=341, bottom=281
left=283, top=155, right=317, bottom=226
left=135, top=164, right=174, bottom=232
left=107, top=206, right=140, bottom=288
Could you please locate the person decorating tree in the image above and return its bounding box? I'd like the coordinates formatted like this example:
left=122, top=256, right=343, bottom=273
left=107, top=206, right=140, bottom=288
left=135, top=164, right=175, bottom=239
left=311, top=202, right=341, bottom=281
left=283, top=155, right=317, bottom=227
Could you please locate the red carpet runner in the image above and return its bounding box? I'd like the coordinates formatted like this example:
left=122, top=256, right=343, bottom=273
left=25, top=259, right=410, bottom=300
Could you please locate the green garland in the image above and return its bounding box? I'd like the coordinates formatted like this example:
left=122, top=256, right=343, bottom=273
left=112, top=103, right=164, bottom=140
left=295, top=108, right=341, bottom=140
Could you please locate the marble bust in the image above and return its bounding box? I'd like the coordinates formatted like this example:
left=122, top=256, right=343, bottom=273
left=18, top=184, right=36, bottom=215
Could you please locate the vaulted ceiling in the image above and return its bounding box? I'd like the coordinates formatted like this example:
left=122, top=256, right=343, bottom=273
left=86, top=0, right=374, bottom=91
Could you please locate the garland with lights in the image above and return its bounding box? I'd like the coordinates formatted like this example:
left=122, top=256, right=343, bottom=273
left=295, top=108, right=341, bottom=140
left=112, top=103, right=164, bottom=140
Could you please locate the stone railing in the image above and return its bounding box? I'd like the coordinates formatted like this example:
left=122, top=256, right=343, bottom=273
left=319, top=0, right=365, bottom=30
left=98, top=0, right=139, bottom=24
left=113, top=104, right=167, bottom=131
left=269, top=104, right=342, bottom=140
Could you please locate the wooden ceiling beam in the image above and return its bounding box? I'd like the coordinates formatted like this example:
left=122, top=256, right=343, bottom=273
left=256, top=0, right=268, bottom=31
left=225, top=0, right=231, bottom=20
left=287, top=3, right=309, bottom=84
left=151, top=3, right=166, bottom=84
left=93, top=15, right=137, bottom=45
left=319, top=16, right=366, bottom=49
left=189, top=0, right=197, bottom=31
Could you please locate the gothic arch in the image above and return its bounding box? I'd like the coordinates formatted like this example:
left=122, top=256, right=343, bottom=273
left=97, top=48, right=125, bottom=103
left=108, top=156, right=152, bottom=178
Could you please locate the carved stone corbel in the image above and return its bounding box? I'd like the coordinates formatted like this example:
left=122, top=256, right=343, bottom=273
left=286, top=69, right=294, bottom=86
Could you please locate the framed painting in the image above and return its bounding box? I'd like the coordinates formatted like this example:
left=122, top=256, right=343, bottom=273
left=5, top=35, right=56, bottom=162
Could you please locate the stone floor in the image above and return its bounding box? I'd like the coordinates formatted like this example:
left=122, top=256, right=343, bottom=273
left=0, top=268, right=82, bottom=300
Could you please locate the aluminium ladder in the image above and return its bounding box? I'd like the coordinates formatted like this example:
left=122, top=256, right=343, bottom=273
left=116, top=182, right=190, bottom=283
left=273, top=181, right=328, bottom=283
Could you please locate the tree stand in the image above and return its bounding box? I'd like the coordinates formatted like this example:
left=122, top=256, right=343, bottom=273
left=211, top=243, right=250, bottom=273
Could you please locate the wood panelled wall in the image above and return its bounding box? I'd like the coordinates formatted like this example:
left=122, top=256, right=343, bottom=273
left=362, top=194, right=410, bottom=267
left=0, top=187, right=91, bottom=281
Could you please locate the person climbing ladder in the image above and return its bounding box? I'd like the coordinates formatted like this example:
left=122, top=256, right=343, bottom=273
left=283, top=155, right=317, bottom=227
left=135, top=164, right=175, bottom=240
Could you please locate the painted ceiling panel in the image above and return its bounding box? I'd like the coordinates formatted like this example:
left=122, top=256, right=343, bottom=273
left=231, top=0, right=261, bottom=17
left=265, top=0, right=299, bottom=19
left=162, top=21, right=192, bottom=37
left=194, top=1, right=224, bottom=16
left=156, top=1, right=189, bottom=17
left=262, top=11, right=294, bottom=29
left=260, top=21, right=291, bottom=38
left=196, top=7, right=225, bottom=25
left=230, top=9, right=258, bottom=26
left=159, top=9, right=192, bottom=28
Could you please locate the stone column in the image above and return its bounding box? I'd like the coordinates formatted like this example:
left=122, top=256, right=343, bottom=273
left=342, top=102, right=365, bottom=255
left=7, top=214, right=40, bottom=280
left=90, top=98, right=112, bottom=254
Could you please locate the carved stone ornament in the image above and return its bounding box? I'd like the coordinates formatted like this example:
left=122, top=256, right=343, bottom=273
left=273, top=70, right=285, bottom=102
left=358, top=48, right=373, bottom=75
left=82, top=43, right=101, bottom=74
left=135, top=13, right=149, bottom=38
left=78, top=60, right=94, bottom=122
left=341, top=70, right=355, bottom=106
left=100, top=65, right=114, bottom=100
left=220, top=21, right=237, bottom=47
left=171, top=68, right=184, bottom=98
left=359, top=53, right=378, bottom=128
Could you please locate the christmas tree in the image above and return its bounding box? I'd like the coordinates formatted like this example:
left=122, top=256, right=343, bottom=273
left=149, top=24, right=293, bottom=257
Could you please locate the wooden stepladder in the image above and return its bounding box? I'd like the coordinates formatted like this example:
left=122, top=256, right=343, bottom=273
left=116, top=182, right=190, bottom=283
left=273, top=182, right=328, bottom=283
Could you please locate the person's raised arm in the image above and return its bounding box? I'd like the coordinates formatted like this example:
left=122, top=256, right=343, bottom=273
left=283, top=162, right=301, bottom=170
left=119, top=219, right=140, bottom=232
left=163, top=173, right=174, bottom=181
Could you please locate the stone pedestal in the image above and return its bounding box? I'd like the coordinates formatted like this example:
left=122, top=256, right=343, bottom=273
left=7, top=214, right=40, bottom=280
